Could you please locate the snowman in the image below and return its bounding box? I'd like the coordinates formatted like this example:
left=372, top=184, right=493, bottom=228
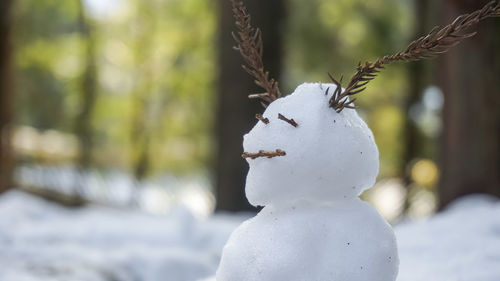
left=215, top=1, right=500, bottom=280
left=215, top=82, right=399, bottom=281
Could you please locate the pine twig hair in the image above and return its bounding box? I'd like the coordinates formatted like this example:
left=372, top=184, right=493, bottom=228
left=231, top=0, right=281, bottom=107
left=330, top=1, right=500, bottom=113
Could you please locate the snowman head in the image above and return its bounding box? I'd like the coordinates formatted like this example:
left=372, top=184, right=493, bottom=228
left=243, top=83, right=379, bottom=207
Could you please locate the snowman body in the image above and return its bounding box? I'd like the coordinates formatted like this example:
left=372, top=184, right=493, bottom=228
left=216, top=83, right=399, bottom=281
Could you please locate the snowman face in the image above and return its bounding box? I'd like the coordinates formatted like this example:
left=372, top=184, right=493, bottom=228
left=243, top=83, right=379, bottom=207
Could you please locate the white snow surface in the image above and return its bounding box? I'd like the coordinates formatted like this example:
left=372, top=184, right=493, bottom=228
left=396, top=194, right=500, bottom=281
left=0, top=190, right=499, bottom=280
left=244, top=83, right=379, bottom=207
left=0, top=190, right=245, bottom=281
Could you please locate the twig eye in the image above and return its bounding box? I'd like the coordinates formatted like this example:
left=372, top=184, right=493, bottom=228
left=278, top=113, right=298, bottom=127
left=255, top=114, right=269, bottom=124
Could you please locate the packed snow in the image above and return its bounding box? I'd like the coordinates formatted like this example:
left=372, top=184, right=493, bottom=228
left=0, top=190, right=499, bottom=280
left=216, top=199, right=398, bottom=281
left=217, top=83, right=398, bottom=281
left=244, top=83, right=379, bottom=206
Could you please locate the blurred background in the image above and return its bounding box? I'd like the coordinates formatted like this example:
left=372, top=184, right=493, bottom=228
left=0, top=0, right=499, bottom=222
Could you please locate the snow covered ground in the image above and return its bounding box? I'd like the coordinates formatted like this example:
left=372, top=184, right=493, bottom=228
left=396, top=194, right=500, bottom=281
left=0, top=190, right=499, bottom=281
left=0, top=190, right=245, bottom=281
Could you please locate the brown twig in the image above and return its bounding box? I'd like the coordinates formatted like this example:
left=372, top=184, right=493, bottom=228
left=278, top=113, right=298, bottom=127
left=231, top=0, right=281, bottom=106
left=255, top=113, right=269, bottom=124
left=329, top=1, right=500, bottom=112
left=242, top=149, right=286, bottom=159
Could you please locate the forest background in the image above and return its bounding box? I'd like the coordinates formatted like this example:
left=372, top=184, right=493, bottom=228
left=0, top=0, right=498, bottom=219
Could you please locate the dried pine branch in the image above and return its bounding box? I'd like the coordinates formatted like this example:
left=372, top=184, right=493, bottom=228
left=242, top=149, right=286, bottom=159
left=231, top=0, right=281, bottom=106
left=330, top=1, right=500, bottom=113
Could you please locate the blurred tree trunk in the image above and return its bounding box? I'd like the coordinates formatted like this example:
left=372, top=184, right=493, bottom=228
left=215, top=0, right=286, bottom=211
left=402, top=0, right=433, bottom=210
left=437, top=0, right=500, bottom=208
left=0, top=0, right=14, bottom=194
left=75, top=0, right=98, bottom=169
left=130, top=0, right=155, bottom=182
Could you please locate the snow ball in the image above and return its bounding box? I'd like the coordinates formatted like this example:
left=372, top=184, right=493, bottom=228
left=216, top=199, right=398, bottom=281
left=243, top=83, right=379, bottom=207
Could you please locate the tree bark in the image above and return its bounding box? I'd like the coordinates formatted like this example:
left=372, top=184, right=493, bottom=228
left=437, top=0, right=500, bottom=208
left=215, top=0, right=285, bottom=211
left=130, top=0, right=155, bottom=183
left=0, top=0, right=14, bottom=194
left=401, top=0, right=433, bottom=211
left=75, top=0, right=98, bottom=169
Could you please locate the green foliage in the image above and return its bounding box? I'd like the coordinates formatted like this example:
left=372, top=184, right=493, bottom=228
left=15, top=0, right=80, bottom=43
left=14, top=0, right=216, bottom=176
left=13, top=0, right=412, bottom=179
left=14, top=1, right=84, bottom=131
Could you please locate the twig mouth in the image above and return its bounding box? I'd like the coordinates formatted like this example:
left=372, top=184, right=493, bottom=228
left=242, top=149, right=286, bottom=159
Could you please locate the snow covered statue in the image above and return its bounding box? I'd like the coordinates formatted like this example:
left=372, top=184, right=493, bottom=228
left=216, top=1, right=500, bottom=280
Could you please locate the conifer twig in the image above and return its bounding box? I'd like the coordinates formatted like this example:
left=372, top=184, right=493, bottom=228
left=330, top=1, right=500, bottom=112
left=231, top=0, right=281, bottom=106
left=255, top=113, right=269, bottom=124
left=242, top=149, right=286, bottom=159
